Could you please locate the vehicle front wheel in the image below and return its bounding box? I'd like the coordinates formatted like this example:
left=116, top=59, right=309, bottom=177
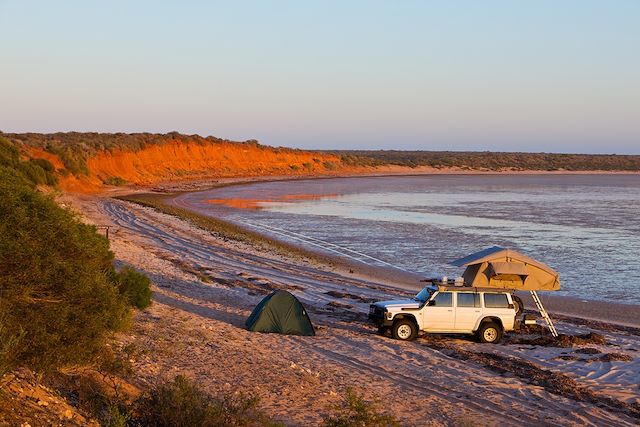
left=391, top=319, right=417, bottom=341
left=477, top=322, right=503, bottom=344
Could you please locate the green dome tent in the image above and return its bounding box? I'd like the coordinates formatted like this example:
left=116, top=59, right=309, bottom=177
left=245, top=290, right=315, bottom=336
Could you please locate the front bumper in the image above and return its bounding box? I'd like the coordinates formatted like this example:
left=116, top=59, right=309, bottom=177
left=368, top=305, right=393, bottom=328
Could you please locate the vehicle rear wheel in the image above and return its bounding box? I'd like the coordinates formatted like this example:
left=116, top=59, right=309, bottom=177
left=477, top=321, right=503, bottom=344
left=512, top=295, right=524, bottom=317
left=392, top=319, right=417, bottom=341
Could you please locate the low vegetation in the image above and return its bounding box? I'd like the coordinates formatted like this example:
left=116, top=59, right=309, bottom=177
left=0, top=137, right=57, bottom=185
left=329, top=150, right=640, bottom=171
left=61, top=373, right=389, bottom=426
left=114, top=266, right=153, bottom=309
left=104, top=176, right=128, bottom=186
left=322, top=388, right=399, bottom=427
left=135, top=375, right=280, bottom=427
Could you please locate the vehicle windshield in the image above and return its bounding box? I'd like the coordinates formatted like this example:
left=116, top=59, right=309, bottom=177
left=414, top=287, right=435, bottom=303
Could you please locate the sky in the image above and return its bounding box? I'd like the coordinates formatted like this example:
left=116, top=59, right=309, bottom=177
left=1, top=1, right=639, bottom=154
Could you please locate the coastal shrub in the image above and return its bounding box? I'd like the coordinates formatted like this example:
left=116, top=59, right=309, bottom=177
left=48, top=144, right=90, bottom=176
left=0, top=137, right=57, bottom=185
left=99, top=402, right=131, bottom=427
left=323, top=388, right=399, bottom=427
left=104, top=176, right=127, bottom=186
left=16, top=158, right=58, bottom=185
left=0, top=314, right=25, bottom=378
left=323, top=161, right=338, bottom=170
left=324, top=149, right=640, bottom=171
left=135, top=375, right=280, bottom=426
left=0, top=167, right=130, bottom=374
left=114, top=266, right=152, bottom=309
left=0, top=137, right=20, bottom=167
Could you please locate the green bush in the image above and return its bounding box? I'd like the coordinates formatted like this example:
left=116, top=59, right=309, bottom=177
left=323, top=388, right=399, bottom=427
left=115, top=266, right=152, bottom=309
left=0, top=167, right=130, bottom=374
left=135, top=375, right=280, bottom=427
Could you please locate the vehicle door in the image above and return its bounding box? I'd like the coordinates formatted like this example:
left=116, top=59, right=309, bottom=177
left=454, top=292, right=481, bottom=332
left=422, top=291, right=455, bottom=331
left=482, top=293, right=514, bottom=328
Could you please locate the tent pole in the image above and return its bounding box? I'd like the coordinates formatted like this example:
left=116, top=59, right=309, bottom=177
left=530, top=290, right=558, bottom=337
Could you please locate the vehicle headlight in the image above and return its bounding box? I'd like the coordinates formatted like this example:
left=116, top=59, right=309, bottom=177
left=386, top=312, right=393, bottom=320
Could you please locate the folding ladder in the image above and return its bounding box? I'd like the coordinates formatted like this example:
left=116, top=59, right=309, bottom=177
left=530, top=290, right=558, bottom=337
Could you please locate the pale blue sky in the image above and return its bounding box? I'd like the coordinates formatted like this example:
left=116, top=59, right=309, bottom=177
left=1, top=1, right=638, bottom=153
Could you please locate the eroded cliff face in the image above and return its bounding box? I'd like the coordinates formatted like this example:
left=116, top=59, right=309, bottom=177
left=26, top=139, right=346, bottom=192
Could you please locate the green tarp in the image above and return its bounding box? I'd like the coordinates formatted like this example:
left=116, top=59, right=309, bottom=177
left=245, top=290, right=315, bottom=336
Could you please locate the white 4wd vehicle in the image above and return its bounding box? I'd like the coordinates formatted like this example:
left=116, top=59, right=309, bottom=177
left=369, top=285, right=519, bottom=344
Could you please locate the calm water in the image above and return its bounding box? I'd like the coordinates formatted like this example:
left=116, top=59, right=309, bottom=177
left=173, top=175, right=640, bottom=304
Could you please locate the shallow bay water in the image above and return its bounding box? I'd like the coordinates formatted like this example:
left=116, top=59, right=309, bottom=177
left=172, top=174, right=640, bottom=304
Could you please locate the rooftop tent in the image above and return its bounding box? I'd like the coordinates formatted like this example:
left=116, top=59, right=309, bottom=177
left=451, top=246, right=560, bottom=291
left=246, top=290, right=315, bottom=336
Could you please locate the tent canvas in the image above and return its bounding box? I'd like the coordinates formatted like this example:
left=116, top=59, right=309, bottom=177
left=245, top=290, right=315, bottom=336
left=451, top=246, right=560, bottom=291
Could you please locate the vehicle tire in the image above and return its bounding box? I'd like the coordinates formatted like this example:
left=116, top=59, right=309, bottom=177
left=512, top=295, right=524, bottom=317
left=477, top=321, right=503, bottom=344
left=391, top=319, right=418, bottom=341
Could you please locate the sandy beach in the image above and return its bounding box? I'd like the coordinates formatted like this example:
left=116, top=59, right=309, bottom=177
left=57, top=187, right=640, bottom=427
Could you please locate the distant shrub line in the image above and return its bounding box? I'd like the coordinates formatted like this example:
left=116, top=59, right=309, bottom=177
left=5, top=132, right=638, bottom=181
left=329, top=150, right=640, bottom=171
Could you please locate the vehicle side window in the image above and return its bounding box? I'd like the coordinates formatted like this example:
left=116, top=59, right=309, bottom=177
left=432, top=292, right=452, bottom=307
left=484, top=293, right=509, bottom=308
left=457, top=293, right=480, bottom=308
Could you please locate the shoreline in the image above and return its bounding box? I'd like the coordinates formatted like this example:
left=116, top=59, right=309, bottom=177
left=117, top=183, right=640, bottom=329
left=145, top=167, right=640, bottom=194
